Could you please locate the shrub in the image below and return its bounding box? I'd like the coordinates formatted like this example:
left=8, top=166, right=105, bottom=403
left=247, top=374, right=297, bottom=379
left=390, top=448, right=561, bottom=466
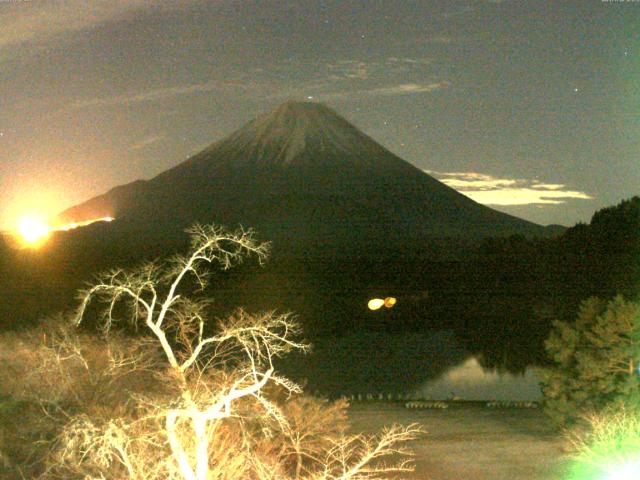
left=564, top=406, right=640, bottom=480
left=0, top=316, right=164, bottom=478
left=538, top=295, right=640, bottom=427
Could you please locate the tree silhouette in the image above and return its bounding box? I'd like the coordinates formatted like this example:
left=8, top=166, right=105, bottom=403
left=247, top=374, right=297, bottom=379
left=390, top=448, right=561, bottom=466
left=56, top=223, right=422, bottom=480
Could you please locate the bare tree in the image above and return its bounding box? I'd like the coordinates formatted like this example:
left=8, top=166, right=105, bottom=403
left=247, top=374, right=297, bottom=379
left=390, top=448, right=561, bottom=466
left=55, top=224, right=423, bottom=480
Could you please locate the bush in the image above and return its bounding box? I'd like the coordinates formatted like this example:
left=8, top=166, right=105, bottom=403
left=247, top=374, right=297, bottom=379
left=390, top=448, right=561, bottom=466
left=564, top=406, right=640, bottom=480
left=538, top=295, right=640, bottom=427
left=0, top=316, right=165, bottom=478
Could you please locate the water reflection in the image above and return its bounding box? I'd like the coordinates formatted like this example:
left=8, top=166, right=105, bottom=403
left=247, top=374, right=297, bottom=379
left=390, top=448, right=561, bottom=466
left=281, top=330, right=542, bottom=400
left=412, top=356, right=542, bottom=401
left=281, top=330, right=468, bottom=395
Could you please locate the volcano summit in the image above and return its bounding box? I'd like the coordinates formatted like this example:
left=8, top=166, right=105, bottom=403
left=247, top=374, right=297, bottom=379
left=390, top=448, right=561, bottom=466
left=58, top=101, right=549, bottom=254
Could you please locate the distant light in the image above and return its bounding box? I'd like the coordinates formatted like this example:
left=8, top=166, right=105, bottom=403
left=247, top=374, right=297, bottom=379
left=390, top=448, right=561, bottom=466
left=17, top=217, right=50, bottom=246
left=368, top=297, right=397, bottom=311
left=307, top=96, right=314, bottom=100
left=368, top=298, right=385, bottom=310
left=14, top=215, right=115, bottom=248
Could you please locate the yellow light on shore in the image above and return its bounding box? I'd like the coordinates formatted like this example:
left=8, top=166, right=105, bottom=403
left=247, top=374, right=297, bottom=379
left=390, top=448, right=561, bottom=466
left=368, top=296, right=398, bottom=311
left=368, top=298, right=385, bottom=310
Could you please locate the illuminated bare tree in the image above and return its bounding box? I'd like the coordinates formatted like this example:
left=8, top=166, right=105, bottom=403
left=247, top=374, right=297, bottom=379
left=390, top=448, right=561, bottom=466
left=63, top=224, right=421, bottom=480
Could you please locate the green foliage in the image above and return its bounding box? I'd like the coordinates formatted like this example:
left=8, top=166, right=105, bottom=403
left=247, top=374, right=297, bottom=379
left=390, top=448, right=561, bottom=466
left=539, top=295, right=640, bottom=427
left=458, top=197, right=639, bottom=371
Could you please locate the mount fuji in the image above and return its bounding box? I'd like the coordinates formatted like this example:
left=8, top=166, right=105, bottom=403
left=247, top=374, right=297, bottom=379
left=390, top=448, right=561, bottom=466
left=57, top=101, right=551, bottom=255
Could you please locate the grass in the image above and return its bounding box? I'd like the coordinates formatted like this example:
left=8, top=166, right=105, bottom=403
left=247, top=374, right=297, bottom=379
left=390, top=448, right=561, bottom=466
left=564, top=408, right=640, bottom=480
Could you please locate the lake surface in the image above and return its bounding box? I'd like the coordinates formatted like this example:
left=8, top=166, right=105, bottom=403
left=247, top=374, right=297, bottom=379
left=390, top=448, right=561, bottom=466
left=348, top=402, right=567, bottom=480
left=412, top=356, right=542, bottom=401
left=284, top=330, right=543, bottom=400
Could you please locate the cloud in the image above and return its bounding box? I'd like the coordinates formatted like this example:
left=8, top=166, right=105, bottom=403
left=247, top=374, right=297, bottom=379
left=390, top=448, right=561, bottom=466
left=72, top=56, right=447, bottom=109
left=130, top=134, right=165, bottom=150
left=363, top=82, right=446, bottom=96
left=386, top=57, right=432, bottom=66
left=315, top=57, right=445, bottom=100
left=72, top=80, right=254, bottom=108
left=426, top=170, right=593, bottom=206
left=326, top=57, right=433, bottom=80
left=459, top=188, right=593, bottom=206
left=326, top=60, right=372, bottom=80
left=0, top=0, right=172, bottom=51
left=314, top=81, right=450, bottom=102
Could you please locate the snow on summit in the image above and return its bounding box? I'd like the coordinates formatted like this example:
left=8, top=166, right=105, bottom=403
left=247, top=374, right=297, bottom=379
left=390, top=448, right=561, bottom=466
left=220, top=101, right=384, bottom=166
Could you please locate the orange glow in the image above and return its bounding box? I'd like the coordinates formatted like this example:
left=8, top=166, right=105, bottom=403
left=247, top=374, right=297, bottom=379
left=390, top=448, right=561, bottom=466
left=17, top=216, right=50, bottom=246
left=368, top=297, right=397, bottom=311
left=14, top=216, right=114, bottom=248
left=54, top=216, right=114, bottom=231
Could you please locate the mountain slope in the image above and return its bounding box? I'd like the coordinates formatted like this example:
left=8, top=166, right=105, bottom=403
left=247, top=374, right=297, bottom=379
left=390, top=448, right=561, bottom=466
left=58, top=101, right=548, bottom=252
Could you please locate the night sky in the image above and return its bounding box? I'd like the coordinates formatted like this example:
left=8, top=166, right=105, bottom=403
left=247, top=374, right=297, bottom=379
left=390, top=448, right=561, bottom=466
left=1, top=0, right=638, bottom=230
